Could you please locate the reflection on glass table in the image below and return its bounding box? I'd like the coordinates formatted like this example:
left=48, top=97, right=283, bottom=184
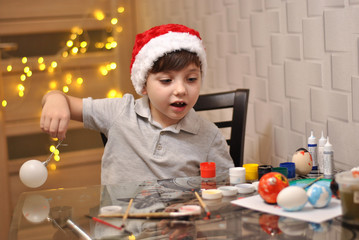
left=9, top=174, right=359, bottom=240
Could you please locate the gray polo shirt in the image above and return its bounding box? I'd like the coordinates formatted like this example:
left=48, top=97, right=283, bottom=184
left=83, top=94, right=234, bottom=185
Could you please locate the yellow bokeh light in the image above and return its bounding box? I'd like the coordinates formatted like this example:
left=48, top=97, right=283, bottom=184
left=49, top=81, right=57, bottom=89
left=80, top=41, right=87, bottom=48
left=107, top=36, right=114, bottom=42
left=70, top=33, right=77, bottom=40
left=106, top=64, right=112, bottom=71
left=21, top=57, right=27, bottom=64
left=38, top=57, right=44, bottom=64
left=54, top=155, right=60, bottom=161
left=63, top=85, right=69, bottom=93
left=26, top=71, right=32, bottom=77
left=80, top=48, right=87, bottom=54
left=76, top=77, right=84, bottom=85
left=24, top=66, right=30, bottom=73
left=110, top=41, right=117, bottom=48
left=116, top=26, right=123, bottom=33
left=105, top=43, right=112, bottom=50
left=66, top=40, right=74, bottom=48
left=71, top=47, right=79, bottom=54
left=95, top=42, right=105, bottom=49
left=20, top=74, right=26, bottom=81
left=100, top=66, right=108, bottom=76
left=54, top=149, right=59, bottom=155
left=117, top=6, right=125, bottom=13
left=111, top=18, right=118, bottom=25
left=7, top=65, right=12, bottom=72
left=39, top=63, right=46, bottom=71
left=17, top=84, right=25, bottom=91
left=62, top=51, right=69, bottom=58
left=50, top=145, right=55, bottom=152
left=48, top=67, right=54, bottom=73
left=107, top=89, right=123, bottom=98
left=110, top=62, right=117, bottom=69
left=51, top=61, right=58, bottom=68
left=49, top=163, right=57, bottom=171
left=66, top=78, right=72, bottom=85
left=94, top=10, right=105, bottom=21
left=18, top=91, right=24, bottom=97
left=2, top=100, right=7, bottom=107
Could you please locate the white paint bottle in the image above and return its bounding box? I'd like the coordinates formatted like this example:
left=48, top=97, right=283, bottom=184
left=317, top=131, right=326, bottom=174
left=308, top=130, right=318, bottom=173
left=323, top=137, right=334, bottom=179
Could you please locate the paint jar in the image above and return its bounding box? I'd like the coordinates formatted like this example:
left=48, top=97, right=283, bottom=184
left=243, top=163, right=259, bottom=182
left=229, top=167, right=246, bottom=185
left=200, top=162, right=216, bottom=189
left=335, top=170, right=359, bottom=226
left=272, top=167, right=288, bottom=178
left=200, top=162, right=216, bottom=178
left=258, top=165, right=272, bottom=180
left=279, top=162, right=296, bottom=179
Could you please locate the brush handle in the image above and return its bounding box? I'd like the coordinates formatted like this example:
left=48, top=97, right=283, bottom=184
left=99, top=211, right=199, bottom=219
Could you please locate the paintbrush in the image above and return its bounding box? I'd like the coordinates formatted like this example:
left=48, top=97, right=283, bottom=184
left=99, top=211, right=200, bottom=219
left=85, top=215, right=133, bottom=236
left=303, top=175, right=324, bottom=189
left=194, top=191, right=211, bottom=218
left=121, top=198, right=133, bottom=227
left=85, top=215, right=123, bottom=230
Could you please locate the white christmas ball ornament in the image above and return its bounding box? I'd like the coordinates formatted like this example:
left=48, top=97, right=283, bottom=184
left=19, top=160, right=48, bottom=188
left=22, top=194, right=50, bottom=223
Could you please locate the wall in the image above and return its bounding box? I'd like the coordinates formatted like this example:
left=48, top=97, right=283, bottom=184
left=134, top=0, right=359, bottom=170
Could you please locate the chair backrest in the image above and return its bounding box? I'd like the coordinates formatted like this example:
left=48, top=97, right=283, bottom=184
left=193, top=89, right=249, bottom=167
left=100, top=88, right=249, bottom=167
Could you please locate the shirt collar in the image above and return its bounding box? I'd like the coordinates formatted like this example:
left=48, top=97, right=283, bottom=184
left=134, top=96, right=200, bottom=134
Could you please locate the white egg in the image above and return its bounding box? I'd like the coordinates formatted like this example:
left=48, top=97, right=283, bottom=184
left=277, top=186, right=308, bottom=211
left=19, top=160, right=48, bottom=188
left=22, top=194, right=50, bottom=223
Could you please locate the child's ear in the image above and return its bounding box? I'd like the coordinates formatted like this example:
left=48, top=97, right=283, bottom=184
left=141, top=86, right=147, bottom=95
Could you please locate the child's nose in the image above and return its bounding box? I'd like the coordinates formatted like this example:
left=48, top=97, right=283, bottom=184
left=173, top=80, right=186, bottom=95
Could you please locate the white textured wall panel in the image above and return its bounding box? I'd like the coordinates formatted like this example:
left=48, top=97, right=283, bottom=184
left=324, top=9, right=352, bottom=52
left=286, top=0, right=306, bottom=33
left=303, top=18, right=325, bottom=59
left=332, top=53, right=352, bottom=92
left=352, top=76, right=359, bottom=122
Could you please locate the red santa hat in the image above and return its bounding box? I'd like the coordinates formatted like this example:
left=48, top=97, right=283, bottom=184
left=130, top=24, right=207, bottom=95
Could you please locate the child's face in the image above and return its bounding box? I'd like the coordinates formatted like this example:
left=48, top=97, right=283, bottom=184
left=142, top=63, right=202, bottom=128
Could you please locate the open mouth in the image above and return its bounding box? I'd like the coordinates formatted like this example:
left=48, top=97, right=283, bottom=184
left=171, top=102, right=187, bottom=107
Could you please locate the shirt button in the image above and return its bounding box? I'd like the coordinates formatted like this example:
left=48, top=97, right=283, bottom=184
left=157, top=144, right=162, bottom=150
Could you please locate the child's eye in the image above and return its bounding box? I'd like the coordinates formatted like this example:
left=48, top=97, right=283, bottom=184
left=160, top=79, right=172, bottom=84
left=188, top=77, right=197, bottom=82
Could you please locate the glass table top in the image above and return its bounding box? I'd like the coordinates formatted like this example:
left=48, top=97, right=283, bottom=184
left=9, top=175, right=359, bottom=240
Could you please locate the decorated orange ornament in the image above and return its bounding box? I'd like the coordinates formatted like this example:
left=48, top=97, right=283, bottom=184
left=258, top=172, right=289, bottom=204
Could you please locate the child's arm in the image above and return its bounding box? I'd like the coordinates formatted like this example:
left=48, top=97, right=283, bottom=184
left=40, top=90, right=83, bottom=140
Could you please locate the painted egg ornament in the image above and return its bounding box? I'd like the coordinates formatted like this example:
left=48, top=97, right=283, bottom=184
left=258, top=172, right=289, bottom=204
left=277, top=186, right=308, bottom=211
left=307, top=183, right=332, bottom=208
left=292, top=148, right=313, bottom=176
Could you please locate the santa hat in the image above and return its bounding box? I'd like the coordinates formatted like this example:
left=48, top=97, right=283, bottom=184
left=130, top=24, right=207, bottom=95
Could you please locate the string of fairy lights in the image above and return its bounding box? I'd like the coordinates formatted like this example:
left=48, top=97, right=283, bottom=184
left=1, top=6, right=126, bottom=171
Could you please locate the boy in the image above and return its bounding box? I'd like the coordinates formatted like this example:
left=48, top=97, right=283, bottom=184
left=41, top=24, right=234, bottom=184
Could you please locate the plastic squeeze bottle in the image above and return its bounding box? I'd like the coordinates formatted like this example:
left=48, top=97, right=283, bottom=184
left=308, top=130, right=318, bottom=171
left=323, top=137, right=334, bottom=179
left=317, top=131, right=326, bottom=174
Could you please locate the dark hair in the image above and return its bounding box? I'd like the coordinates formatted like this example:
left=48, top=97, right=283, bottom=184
left=149, top=50, right=201, bottom=74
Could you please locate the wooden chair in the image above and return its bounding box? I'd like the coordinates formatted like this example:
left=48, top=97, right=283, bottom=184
left=101, top=88, right=249, bottom=167
left=193, top=89, right=249, bottom=167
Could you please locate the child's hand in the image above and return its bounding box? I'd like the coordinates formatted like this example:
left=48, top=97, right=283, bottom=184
left=40, top=91, right=70, bottom=140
